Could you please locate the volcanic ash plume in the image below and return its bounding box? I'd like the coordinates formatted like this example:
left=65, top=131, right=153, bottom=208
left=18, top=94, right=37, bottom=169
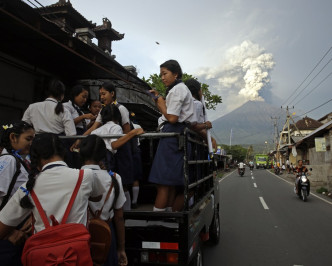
left=225, top=41, right=275, bottom=101
left=196, top=40, right=275, bottom=119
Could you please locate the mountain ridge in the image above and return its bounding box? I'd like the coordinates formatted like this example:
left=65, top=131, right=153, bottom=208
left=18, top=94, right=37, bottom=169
left=211, top=100, right=286, bottom=146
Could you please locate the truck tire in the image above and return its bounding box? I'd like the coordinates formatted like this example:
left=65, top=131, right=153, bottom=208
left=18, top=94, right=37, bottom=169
left=190, top=246, right=203, bottom=266
left=209, top=208, right=220, bottom=245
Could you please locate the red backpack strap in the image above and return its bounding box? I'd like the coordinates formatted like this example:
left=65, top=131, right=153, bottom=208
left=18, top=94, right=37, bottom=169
left=94, top=180, right=114, bottom=218
left=31, top=190, right=50, bottom=229
left=61, top=169, right=84, bottom=224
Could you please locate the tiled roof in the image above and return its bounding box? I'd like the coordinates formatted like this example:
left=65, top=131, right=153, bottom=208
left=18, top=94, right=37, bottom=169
left=291, top=116, right=323, bottom=130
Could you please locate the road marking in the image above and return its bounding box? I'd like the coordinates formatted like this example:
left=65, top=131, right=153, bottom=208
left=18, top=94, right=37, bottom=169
left=253, top=183, right=257, bottom=188
left=218, top=170, right=236, bottom=183
left=252, top=176, right=254, bottom=180
left=267, top=170, right=332, bottom=206
left=259, top=197, right=269, bottom=210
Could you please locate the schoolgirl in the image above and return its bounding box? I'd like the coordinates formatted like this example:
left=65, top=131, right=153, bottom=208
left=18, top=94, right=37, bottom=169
left=0, top=133, right=105, bottom=238
left=184, top=78, right=216, bottom=149
left=87, top=99, right=102, bottom=129
left=0, top=121, right=34, bottom=266
left=91, top=105, right=144, bottom=210
left=129, top=113, right=143, bottom=209
left=22, top=78, right=76, bottom=136
left=80, top=135, right=128, bottom=266
left=148, top=59, right=196, bottom=212
left=71, top=82, right=139, bottom=210
left=64, top=85, right=96, bottom=135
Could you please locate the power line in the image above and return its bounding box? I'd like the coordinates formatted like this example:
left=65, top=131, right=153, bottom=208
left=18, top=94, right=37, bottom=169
left=293, top=70, right=332, bottom=106
left=281, top=46, right=332, bottom=106
left=287, top=56, right=332, bottom=106
left=297, top=98, right=332, bottom=117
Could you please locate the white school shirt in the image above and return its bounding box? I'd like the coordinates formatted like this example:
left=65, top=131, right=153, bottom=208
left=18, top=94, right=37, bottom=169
left=0, top=161, right=105, bottom=232
left=0, top=150, right=29, bottom=205
left=91, top=121, right=123, bottom=154
left=159, top=82, right=196, bottom=125
left=63, top=100, right=86, bottom=130
left=22, top=98, right=76, bottom=136
left=82, top=165, right=126, bottom=221
left=96, top=102, right=130, bottom=126
left=133, top=123, right=141, bottom=146
left=193, top=98, right=205, bottom=123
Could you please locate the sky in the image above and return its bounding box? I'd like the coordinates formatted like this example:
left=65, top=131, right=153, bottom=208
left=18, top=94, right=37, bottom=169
left=33, top=0, right=332, bottom=122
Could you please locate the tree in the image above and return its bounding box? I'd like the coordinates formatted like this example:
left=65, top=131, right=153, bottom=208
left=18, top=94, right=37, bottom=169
left=142, top=73, right=222, bottom=110
left=221, top=144, right=247, bottom=162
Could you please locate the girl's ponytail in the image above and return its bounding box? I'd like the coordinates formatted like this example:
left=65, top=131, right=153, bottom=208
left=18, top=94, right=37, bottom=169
left=19, top=133, right=66, bottom=209
left=46, top=78, right=65, bottom=114
left=55, top=101, right=64, bottom=115
left=110, top=172, right=120, bottom=210
left=20, top=157, right=38, bottom=209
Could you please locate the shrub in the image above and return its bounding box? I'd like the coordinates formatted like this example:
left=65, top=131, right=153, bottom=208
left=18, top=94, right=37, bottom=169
left=316, top=187, right=328, bottom=194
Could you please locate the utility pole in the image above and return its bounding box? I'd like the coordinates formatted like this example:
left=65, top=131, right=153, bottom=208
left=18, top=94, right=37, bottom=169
left=271, top=116, right=279, bottom=150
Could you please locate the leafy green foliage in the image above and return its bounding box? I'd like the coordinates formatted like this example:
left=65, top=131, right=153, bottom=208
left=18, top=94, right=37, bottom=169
left=221, top=144, right=247, bottom=161
left=143, top=73, right=222, bottom=110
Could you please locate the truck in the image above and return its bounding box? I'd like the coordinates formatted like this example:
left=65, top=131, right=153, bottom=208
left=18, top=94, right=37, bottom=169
left=124, top=129, right=221, bottom=266
left=254, top=154, right=269, bottom=169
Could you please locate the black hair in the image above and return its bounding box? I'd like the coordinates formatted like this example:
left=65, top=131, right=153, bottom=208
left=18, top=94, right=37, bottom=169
left=20, top=133, right=66, bottom=209
left=46, top=78, right=66, bottom=115
left=70, top=84, right=87, bottom=105
left=79, top=134, right=120, bottom=209
left=79, top=135, right=107, bottom=163
left=0, top=121, right=34, bottom=154
left=185, top=78, right=201, bottom=100
left=101, top=82, right=117, bottom=99
left=100, top=104, right=122, bottom=125
left=160, top=59, right=183, bottom=79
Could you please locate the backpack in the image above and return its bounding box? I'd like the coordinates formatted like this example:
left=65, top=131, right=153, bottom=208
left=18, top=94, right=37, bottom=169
left=88, top=174, right=115, bottom=265
left=0, top=154, right=21, bottom=210
left=21, top=169, right=93, bottom=266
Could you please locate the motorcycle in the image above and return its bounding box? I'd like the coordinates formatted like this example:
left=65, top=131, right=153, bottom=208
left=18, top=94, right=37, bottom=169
left=249, top=164, right=254, bottom=170
left=295, top=172, right=310, bottom=202
left=238, top=168, right=245, bottom=177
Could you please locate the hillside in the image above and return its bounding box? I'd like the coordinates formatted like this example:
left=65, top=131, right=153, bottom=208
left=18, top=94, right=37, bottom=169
left=212, top=101, right=286, bottom=147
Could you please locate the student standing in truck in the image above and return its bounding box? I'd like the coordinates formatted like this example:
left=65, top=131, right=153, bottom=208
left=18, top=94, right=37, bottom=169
left=22, top=78, right=76, bottom=136
left=148, top=59, right=196, bottom=212
left=70, top=82, right=134, bottom=209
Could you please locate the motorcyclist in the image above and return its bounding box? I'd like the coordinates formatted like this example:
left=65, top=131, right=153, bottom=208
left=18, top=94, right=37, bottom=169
left=293, top=159, right=309, bottom=193
left=238, top=162, right=245, bottom=175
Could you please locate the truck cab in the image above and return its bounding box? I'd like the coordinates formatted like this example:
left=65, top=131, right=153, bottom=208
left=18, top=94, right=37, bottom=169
left=255, top=154, right=269, bottom=169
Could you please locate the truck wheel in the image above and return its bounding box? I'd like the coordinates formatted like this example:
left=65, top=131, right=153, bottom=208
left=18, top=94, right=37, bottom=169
left=190, top=246, right=203, bottom=266
left=209, top=209, right=220, bottom=245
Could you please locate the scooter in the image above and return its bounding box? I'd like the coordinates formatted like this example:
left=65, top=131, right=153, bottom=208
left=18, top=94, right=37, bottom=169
left=295, top=172, right=310, bottom=202
left=249, top=164, right=254, bottom=171
left=238, top=168, right=245, bottom=177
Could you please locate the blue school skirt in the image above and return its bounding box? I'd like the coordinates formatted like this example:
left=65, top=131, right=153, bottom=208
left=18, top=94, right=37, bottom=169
left=148, top=123, right=188, bottom=186
left=105, top=142, right=134, bottom=185
left=104, top=221, right=118, bottom=266
left=132, top=146, right=142, bottom=180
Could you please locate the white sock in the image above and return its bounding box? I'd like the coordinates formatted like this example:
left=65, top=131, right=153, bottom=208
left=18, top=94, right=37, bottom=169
left=132, top=186, right=139, bottom=204
left=123, top=191, right=131, bottom=211
left=153, top=206, right=166, bottom=212
left=166, top=207, right=173, bottom=212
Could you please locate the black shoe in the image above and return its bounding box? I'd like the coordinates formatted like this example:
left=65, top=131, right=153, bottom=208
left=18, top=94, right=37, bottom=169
left=131, top=203, right=138, bottom=209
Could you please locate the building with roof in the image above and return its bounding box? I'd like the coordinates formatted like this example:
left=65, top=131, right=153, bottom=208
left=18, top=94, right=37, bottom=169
left=0, top=0, right=159, bottom=130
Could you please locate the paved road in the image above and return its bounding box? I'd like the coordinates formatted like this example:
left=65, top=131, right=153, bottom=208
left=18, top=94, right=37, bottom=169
left=204, top=168, right=332, bottom=266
